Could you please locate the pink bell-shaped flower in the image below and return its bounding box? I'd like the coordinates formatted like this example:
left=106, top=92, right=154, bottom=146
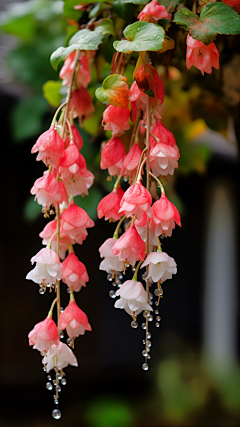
left=135, top=213, right=158, bottom=250
left=26, top=247, right=62, bottom=286
left=138, top=1, right=171, bottom=22
left=60, top=202, right=95, bottom=245
left=59, top=300, right=91, bottom=338
left=112, top=224, right=145, bottom=266
left=141, top=251, right=177, bottom=283
left=149, top=120, right=176, bottom=150
left=31, top=126, right=65, bottom=167
left=62, top=253, right=89, bottom=292
left=119, top=180, right=152, bottom=220
left=102, top=105, right=130, bottom=135
left=60, top=148, right=94, bottom=197
left=152, top=194, right=181, bottom=237
left=114, top=280, right=152, bottom=315
left=186, top=34, right=219, bottom=76
left=129, top=81, right=162, bottom=120
left=121, top=142, right=142, bottom=181
left=150, top=142, right=179, bottom=177
left=39, top=219, right=68, bottom=260
left=42, top=342, right=78, bottom=372
left=100, top=136, right=126, bottom=176
left=30, top=167, right=68, bottom=209
left=28, top=316, right=59, bottom=353
left=60, top=51, right=91, bottom=88
left=99, top=238, right=124, bottom=273
left=69, top=87, right=94, bottom=121
left=97, top=187, right=124, bottom=221
left=65, top=124, right=83, bottom=150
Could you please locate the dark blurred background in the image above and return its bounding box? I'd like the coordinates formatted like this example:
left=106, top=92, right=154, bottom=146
left=0, top=1, right=239, bottom=426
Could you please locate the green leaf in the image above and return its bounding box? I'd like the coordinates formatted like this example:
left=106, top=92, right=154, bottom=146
left=95, top=74, right=129, bottom=108
left=43, top=80, right=62, bottom=107
left=0, top=13, right=36, bottom=40
left=174, top=3, right=240, bottom=45
left=63, top=0, right=84, bottom=21
left=11, top=96, right=49, bottom=141
left=112, top=1, right=137, bottom=22
left=113, top=21, right=165, bottom=53
left=95, top=19, right=116, bottom=37
left=23, top=196, right=42, bottom=222
left=50, top=29, right=103, bottom=70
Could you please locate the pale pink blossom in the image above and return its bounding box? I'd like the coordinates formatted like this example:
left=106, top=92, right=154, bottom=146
left=100, top=136, right=126, bottom=176
left=28, top=316, right=59, bottom=353
left=59, top=301, right=91, bottom=338
left=60, top=202, right=94, bottom=245
left=102, top=105, right=130, bottom=135
left=112, top=224, right=145, bottom=266
left=64, top=124, right=83, bottom=150
left=141, top=251, right=177, bottom=283
left=60, top=51, right=91, bottom=88
left=62, top=253, right=89, bottom=292
left=114, top=280, right=152, bottom=315
left=30, top=167, right=68, bottom=209
left=152, top=194, right=181, bottom=237
left=97, top=187, right=124, bottom=221
left=26, top=247, right=62, bottom=285
left=135, top=213, right=158, bottom=250
left=186, top=34, right=219, bottom=76
left=31, top=126, right=65, bottom=167
left=119, top=181, right=152, bottom=220
left=39, top=219, right=68, bottom=260
left=69, top=87, right=94, bottom=121
left=99, top=238, right=124, bottom=273
left=42, top=342, right=78, bottom=372
left=129, top=81, right=162, bottom=119
left=150, top=142, right=179, bottom=176
left=121, top=142, right=142, bottom=180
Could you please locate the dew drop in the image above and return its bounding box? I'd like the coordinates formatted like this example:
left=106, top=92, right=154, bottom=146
left=46, top=382, right=53, bottom=390
left=109, top=290, right=116, bottom=298
left=131, top=321, right=138, bottom=329
left=52, top=409, right=61, bottom=419
left=142, top=363, right=149, bottom=371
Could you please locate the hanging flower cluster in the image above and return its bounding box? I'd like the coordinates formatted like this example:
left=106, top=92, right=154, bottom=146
left=96, top=1, right=181, bottom=372
left=26, top=49, right=95, bottom=418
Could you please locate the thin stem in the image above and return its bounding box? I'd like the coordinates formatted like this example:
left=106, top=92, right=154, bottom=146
left=145, top=95, right=151, bottom=362
left=66, top=118, right=74, bottom=141
left=149, top=171, right=165, bottom=195
left=51, top=102, right=67, bottom=127
left=192, top=1, right=197, bottom=15
left=132, top=260, right=143, bottom=281
left=137, top=157, right=147, bottom=182
left=56, top=203, right=61, bottom=325
left=59, top=177, right=73, bottom=202
left=113, top=175, right=122, bottom=191
left=129, top=112, right=140, bottom=151
left=70, top=287, right=75, bottom=302
left=47, top=231, right=58, bottom=250
left=48, top=298, right=59, bottom=318
left=156, top=235, right=162, bottom=253
left=133, top=147, right=148, bottom=184
left=113, top=215, right=126, bottom=239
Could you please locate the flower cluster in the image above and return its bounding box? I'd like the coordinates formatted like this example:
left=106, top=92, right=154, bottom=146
left=26, top=49, right=95, bottom=412
left=96, top=2, right=180, bottom=371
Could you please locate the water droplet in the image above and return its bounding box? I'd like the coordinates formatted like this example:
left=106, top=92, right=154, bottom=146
left=147, top=355, right=151, bottom=359
left=131, top=321, right=138, bottom=329
left=67, top=338, right=72, bottom=346
left=149, top=293, right=153, bottom=300
left=67, top=288, right=71, bottom=293
left=115, top=278, right=121, bottom=285
left=43, top=366, right=46, bottom=372
left=118, top=274, right=124, bottom=280
left=156, top=316, right=161, bottom=321
left=142, top=350, right=148, bottom=357
left=56, top=373, right=62, bottom=380
left=149, top=301, right=153, bottom=306
left=53, top=380, right=57, bottom=386
left=61, top=378, right=67, bottom=386
left=54, top=399, right=59, bottom=405
left=47, top=375, right=52, bottom=381
left=46, top=382, right=53, bottom=390
left=142, top=339, right=146, bottom=344
left=147, top=340, right=152, bottom=348
left=107, top=274, right=113, bottom=282
left=155, top=310, right=159, bottom=315
left=39, top=288, right=45, bottom=295
left=56, top=385, right=61, bottom=392
left=155, top=301, right=159, bottom=306
left=60, top=307, right=64, bottom=313
left=155, top=322, right=160, bottom=327
left=148, top=315, right=153, bottom=322
left=52, top=409, right=61, bottom=419
left=142, top=363, right=149, bottom=371
left=141, top=323, right=146, bottom=330
left=59, top=331, right=64, bottom=339
left=147, top=332, right=151, bottom=339
left=154, top=289, right=160, bottom=296
left=109, top=290, right=116, bottom=298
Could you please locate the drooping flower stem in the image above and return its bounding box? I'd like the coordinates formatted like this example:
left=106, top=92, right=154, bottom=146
left=132, top=260, right=143, bottom=281
left=113, top=215, right=126, bottom=239
left=56, top=203, right=61, bottom=323
left=149, top=171, right=165, bottom=195
left=48, top=298, right=59, bottom=318
left=145, top=95, right=151, bottom=361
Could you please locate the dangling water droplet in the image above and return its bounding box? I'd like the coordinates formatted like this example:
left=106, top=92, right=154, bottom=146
left=148, top=315, right=153, bottom=322
left=67, top=338, right=72, bottom=346
left=142, top=363, right=149, bottom=371
left=147, top=340, right=152, bottom=348
left=61, top=378, right=67, bottom=385
left=53, top=380, right=57, bottom=386
left=118, top=274, right=124, bottom=280
left=107, top=274, right=113, bottom=282
left=109, top=290, right=116, bottom=298
left=141, top=323, right=146, bottom=330
left=43, top=366, right=46, bottom=372
left=142, top=272, right=147, bottom=280
left=155, top=322, right=160, bottom=327
left=56, top=373, right=62, bottom=380
left=115, top=278, right=121, bottom=285
left=56, top=385, right=61, bottom=392
left=46, top=382, right=53, bottom=390
left=142, top=339, right=146, bottom=344
left=47, top=375, right=52, bottom=381
left=131, top=321, right=138, bottom=329
left=155, top=310, right=159, bottom=315
left=123, top=177, right=128, bottom=182
left=39, top=288, right=45, bottom=295
left=149, top=292, right=153, bottom=300
left=154, top=289, right=160, bottom=296
left=67, top=288, right=71, bottom=294
left=149, top=301, right=153, bottom=305
left=59, top=331, right=64, bottom=339
left=54, top=399, right=59, bottom=405
left=60, top=307, right=64, bottom=313
left=155, top=301, right=159, bottom=306
left=156, top=316, right=161, bottom=321
left=142, top=350, right=148, bottom=357
left=147, top=355, right=151, bottom=359
left=147, top=332, right=151, bottom=339
left=52, top=409, right=61, bottom=419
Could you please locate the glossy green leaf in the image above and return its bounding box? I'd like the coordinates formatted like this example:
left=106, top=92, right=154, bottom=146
left=174, top=3, right=240, bottom=45
left=95, top=74, right=129, bottom=108
left=113, top=21, right=165, bottom=53
left=95, top=19, right=116, bottom=37
left=43, top=80, right=62, bottom=107
left=50, top=29, right=103, bottom=70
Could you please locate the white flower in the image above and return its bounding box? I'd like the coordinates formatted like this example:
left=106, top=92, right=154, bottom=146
left=150, top=143, right=179, bottom=176
left=42, top=342, right=78, bottom=372
left=141, top=251, right=177, bottom=283
left=26, top=248, right=62, bottom=285
left=114, top=280, right=152, bottom=315
left=99, top=238, right=123, bottom=273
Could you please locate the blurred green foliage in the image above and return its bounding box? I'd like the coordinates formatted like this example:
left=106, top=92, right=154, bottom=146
left=86, top=398, right=134, bottom=427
